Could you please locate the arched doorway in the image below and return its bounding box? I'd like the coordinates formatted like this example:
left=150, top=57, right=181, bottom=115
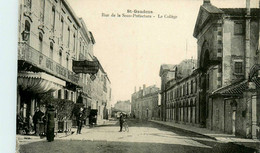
left=199, top=41, right=210, bottom=127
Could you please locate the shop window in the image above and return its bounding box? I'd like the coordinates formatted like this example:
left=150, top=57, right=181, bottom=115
left=234, top=62, right=243, bottom=74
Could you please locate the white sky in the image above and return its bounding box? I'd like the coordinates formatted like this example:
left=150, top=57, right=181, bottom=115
left=67, top=0, right=259, bottom=105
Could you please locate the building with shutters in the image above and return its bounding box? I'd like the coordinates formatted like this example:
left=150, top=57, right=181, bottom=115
left=17, top=0, right=111, bottom=126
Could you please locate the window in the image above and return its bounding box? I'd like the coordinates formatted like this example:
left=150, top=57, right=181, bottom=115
left=58, top=90, right=61, bottom=98
left=186, top=82, right=189, bottom=95
left=40, top=0, right=45, bottom=22
left=39, top=33, right=43, bottom=52
left=234, top=22, right=243, bottom=35
left=24, top=20, right=30, bottom=41
left=59, top=50, right=62, bottom=65
left=66, top=55, right=69, bottom=69
left=235, top=62, right=243, bottom=74
left=191, top=80, right=193, bottom=94
left=52, top=6, right=55, bottom=32
left=73, top=33, right=76, bottom=51
left=64, top=90, right=68, bottom=99
left=67, top=27, right=70, bottom=47
left=71, top=92, right=73, bottom=101
left=61, top=17, right=64, bottom=42
left=50, top=42, right=53, bottom=59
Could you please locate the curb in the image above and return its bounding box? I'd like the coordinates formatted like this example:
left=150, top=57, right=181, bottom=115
left=150, top=120, right=216, bottom=141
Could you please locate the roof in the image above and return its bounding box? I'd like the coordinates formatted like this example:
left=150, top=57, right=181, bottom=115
left=202, top=3, right=223, bottom=14
left=211, top=77, right=260, bottom=97
left=193, top=2, right=260, bottom=38
left=159, top=64, right=176, bottom=76
left=220, top=8, right=260, bottom=16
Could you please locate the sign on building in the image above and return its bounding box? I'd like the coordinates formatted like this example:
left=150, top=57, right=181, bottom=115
left=72, top=60, right=99, bottom=74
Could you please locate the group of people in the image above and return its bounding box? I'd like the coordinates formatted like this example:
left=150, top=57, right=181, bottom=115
left=33, top=105, right=56, bottom=142
left=16, top=105, right=56, bottom=142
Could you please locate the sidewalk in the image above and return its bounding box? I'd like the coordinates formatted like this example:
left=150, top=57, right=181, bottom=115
left=151, top=120, right=260, bottom=151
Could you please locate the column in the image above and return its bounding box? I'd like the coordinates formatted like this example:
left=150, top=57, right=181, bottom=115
left=30, top=99, right=35, bottom=117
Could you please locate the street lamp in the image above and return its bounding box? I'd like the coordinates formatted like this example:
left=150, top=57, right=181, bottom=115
left=21, top=30, right=30, bottom=41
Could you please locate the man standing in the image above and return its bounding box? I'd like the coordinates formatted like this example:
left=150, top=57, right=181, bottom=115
left=119, top=113, right=124, bottom=132
left=33, top=107, right=44, bottom=135
left=77, top=107, right=84, bottom=134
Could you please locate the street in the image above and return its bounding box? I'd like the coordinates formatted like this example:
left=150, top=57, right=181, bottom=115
left=19, top=119, right=256, bottom=153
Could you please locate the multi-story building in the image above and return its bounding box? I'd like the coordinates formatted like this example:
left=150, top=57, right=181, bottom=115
left=131, top=85, right=160, bottom=120
left=193, top=0, right=260, bottom=138
left=114, top=100, right=131, bottom=115
left=159, top=64, right=176, bottom=121
left=160, top=0, right=260, bottom=139
left=162, top=59, right=199, bottom=125
left=90, top=61, right=112, bottom=122
left=17, top=0, right=111, bottom=125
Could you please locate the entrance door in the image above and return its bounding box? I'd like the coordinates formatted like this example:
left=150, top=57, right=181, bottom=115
left=232, top=111, right=236, bottom=135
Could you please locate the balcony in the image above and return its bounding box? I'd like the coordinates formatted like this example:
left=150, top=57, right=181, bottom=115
left=18, top=42, right=82, bottom=87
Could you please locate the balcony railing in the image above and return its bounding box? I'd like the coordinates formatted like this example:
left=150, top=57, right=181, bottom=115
left=18, top=42, right=82, bottom=87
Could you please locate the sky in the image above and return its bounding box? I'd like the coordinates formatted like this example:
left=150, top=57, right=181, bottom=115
left=67, top=0, right=259, bottom=105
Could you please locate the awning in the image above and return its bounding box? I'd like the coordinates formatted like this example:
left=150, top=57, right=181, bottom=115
left=18, top=71, right=66, bottom=93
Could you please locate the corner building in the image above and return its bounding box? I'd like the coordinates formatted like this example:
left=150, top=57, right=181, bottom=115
left=194, top=0, right=260, bottom=138
left=17, top=0, right=111, bottom=125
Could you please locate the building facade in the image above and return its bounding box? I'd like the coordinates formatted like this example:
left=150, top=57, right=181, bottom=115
left=163, top=59, right=200, bottom=126
left=160, top=0, right=260, bottom=139
left=17, top=0, right=111, bottom=125
left=131, top=85, right=160, bottom=120
left=193, top=0, right=260, bottom=138
left=114, top=100, right=131, bottom=115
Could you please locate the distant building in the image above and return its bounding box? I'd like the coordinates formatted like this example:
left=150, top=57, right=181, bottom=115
left=114, top=100, right=131, bottom=115
left=131, top=85, right=160, bottom=120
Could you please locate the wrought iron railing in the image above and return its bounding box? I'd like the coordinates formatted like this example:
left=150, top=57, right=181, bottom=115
left=18, top=42, right=82, bottom=87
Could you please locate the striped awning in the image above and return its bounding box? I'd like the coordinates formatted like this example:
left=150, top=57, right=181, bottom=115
left=18, top=71, right=66, bottom=93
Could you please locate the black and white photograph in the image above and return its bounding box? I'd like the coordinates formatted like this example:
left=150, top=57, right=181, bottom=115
left=1, top=0, right=260, bottom=152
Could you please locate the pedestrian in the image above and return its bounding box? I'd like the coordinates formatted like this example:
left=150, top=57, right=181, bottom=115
left=33, top=107, right=44, bottom=135
left=46, top=104, right=55, bottom=142
left=119, top=113, right=124, bottom=132
left=77, top=107, right=84, bottom=134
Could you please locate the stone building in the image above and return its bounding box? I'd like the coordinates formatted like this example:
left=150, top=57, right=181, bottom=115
left=193, top=0, right=260, bottom=138
left=114, top=100, right=131, bottom=115
left=159, top=0, right=260, bottom=139
left=159, top=64, right=176, bottom=121
left=17, top=0, right=111, bottom=125
left=131, top=85, right=160, bottom=120
left=160, top=59, right=200, bottom=125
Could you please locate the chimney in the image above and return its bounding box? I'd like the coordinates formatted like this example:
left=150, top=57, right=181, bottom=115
left=134, top=86, right=136, bottom=93
left=143, top=84, right=146, bottom=89
left=203, top=0, right=211, bottom=5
